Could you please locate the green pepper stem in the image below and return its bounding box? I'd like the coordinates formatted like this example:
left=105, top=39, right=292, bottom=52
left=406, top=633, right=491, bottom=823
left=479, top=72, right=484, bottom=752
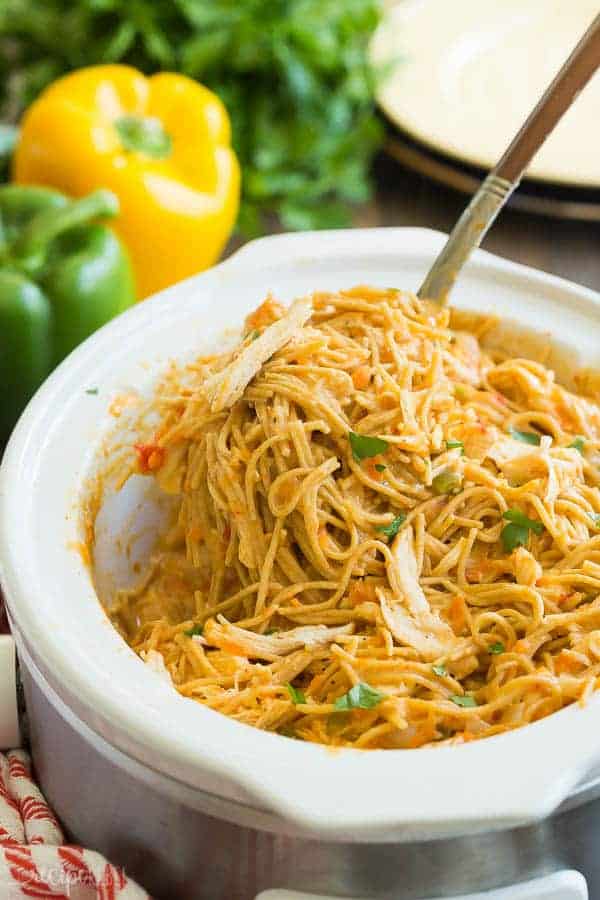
left=12, top=189, right=119, bottom=264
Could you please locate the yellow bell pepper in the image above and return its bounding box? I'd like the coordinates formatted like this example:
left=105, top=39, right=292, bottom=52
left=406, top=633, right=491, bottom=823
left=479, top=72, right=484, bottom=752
left=13, top=65, right=240, bottom=299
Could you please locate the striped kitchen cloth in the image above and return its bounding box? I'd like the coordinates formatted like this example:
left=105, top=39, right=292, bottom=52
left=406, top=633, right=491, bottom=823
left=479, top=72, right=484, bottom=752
left=0, top=749, right=149, bottom=899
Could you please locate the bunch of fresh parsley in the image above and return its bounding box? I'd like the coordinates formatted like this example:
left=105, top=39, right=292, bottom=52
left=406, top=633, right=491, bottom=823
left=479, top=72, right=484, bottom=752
left=0, top=0, right=384, bottom=234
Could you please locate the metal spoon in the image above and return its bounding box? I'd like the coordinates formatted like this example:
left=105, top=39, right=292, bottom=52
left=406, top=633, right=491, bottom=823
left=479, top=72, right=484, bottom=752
left=418, top=12, right=600, bottom=304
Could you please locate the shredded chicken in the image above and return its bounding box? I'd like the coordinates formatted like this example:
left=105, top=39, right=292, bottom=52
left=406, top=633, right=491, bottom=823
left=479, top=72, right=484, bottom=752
left=387, top=528, right=430, bottom=615
left=378, top=591, right=450, bottom=661
left=513, top=547, right=543, bottom=587
left=202, top=296, right=312, bottom=412
left=447, top=332, right=483, bottom=385
left=492, top=438, right=584, bottom=504
left=486, top=433, right=541, bottom=470
left=458, top=422, right=498, bottom=462
left=380, top=529, right=456, bottom=660
left=203, top=617, right=354, bottom=661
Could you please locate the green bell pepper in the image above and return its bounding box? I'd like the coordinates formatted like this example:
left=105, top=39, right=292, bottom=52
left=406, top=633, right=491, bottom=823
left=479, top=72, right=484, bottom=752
left=0, top=185, right=135, bottom=439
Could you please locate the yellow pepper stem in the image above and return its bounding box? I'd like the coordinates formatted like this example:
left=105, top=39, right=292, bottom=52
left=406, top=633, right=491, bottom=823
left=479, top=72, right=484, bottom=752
left=115, top=115, right=172, bottom=159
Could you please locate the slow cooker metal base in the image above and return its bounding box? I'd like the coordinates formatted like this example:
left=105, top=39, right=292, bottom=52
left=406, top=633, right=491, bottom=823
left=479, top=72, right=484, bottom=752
left=18, top=652, right=600, bottom=900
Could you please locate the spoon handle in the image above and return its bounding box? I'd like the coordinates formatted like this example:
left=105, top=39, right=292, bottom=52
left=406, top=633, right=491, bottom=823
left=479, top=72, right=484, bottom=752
left=418, top=12, right=600, bottom=304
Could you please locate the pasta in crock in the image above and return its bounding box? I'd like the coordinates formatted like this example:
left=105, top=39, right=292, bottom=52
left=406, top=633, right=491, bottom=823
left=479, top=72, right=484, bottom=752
left=108, top=287, right=600, bottom=749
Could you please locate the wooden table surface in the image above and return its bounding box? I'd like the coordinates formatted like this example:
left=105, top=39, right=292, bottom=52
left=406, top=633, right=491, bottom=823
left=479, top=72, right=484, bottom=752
left=358, top=155, right=600, bottom=292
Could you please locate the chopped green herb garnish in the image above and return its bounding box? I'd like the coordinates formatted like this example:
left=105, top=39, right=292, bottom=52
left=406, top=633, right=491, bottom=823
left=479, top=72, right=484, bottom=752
left=589, top=513, right=600, bottom=528
left=265, top=628, right=279, bottom=635
left=376, top=513, right=406, bottom=541
left=503, top=508, right=544, bottom=534
left=501, top=523, right=529, bottom=553
left=375, top=464, right=387, bottom=472
left=85, top=387, right=99, bottom=395
left=508, top=426, right=541, bottom=445
left=446, top=440, right=464, bottom=454
left=501, top=509, right=544, bottom=553
left=334, top=682, right=384, bottom=711
left=432, top=664, right=447, bottom=677
left=432, top=470, right=462, bottom=495
left=286, top=683, right=306, bottom=705
left=349, top=432, right=389, bottom=462
left=184, top=624, right=203, bottom=637
left=450, top=695, right=477, bottom=708
left=569, top=436, right=585, bottom=454
left=251, top=329, right=260, bottom=340
left=488, top=642, right=505, bottom=655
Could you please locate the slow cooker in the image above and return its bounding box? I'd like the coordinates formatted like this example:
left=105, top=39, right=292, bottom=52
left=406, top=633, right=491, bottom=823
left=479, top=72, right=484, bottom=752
left=1, top=228, right=600, bottom=900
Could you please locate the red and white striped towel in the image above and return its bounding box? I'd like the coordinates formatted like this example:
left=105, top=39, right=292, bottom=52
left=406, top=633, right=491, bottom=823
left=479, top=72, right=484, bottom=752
left=0, top=750, right=148, bottom=899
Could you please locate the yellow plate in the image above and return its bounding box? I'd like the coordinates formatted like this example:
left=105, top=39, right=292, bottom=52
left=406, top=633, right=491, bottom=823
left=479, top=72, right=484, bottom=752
left=372, top=0, right=600, bottom=188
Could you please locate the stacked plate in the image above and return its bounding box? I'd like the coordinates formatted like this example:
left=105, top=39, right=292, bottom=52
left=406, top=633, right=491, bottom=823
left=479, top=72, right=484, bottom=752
left=372, top=0, right=600, bottom=220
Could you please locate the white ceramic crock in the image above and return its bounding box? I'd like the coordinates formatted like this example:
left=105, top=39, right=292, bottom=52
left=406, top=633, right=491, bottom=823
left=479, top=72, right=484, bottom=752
left=2, top=227, right=600, bottom=850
